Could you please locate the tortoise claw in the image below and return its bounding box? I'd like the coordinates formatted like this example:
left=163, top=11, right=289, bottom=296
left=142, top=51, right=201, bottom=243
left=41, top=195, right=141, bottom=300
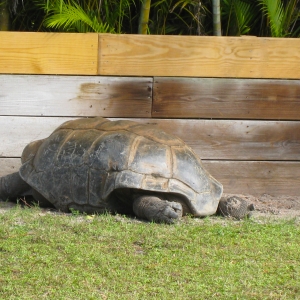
left=163, top=201, right=183, bottom=223
left=133, top=196, right=183, bottom=224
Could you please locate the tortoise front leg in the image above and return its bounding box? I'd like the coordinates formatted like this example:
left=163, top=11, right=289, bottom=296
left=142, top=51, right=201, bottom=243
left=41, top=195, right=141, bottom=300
left=133, top=195, right=183, bottom=224
left=0, top=172, right=31, bottom=201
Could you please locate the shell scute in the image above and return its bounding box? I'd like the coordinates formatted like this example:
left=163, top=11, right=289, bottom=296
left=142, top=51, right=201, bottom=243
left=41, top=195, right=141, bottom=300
left=128, top=124, right=185, bottom=147
left=128, top=136, right=172, bottom=178
left=172, top=146, right=211, bottom=193
left=87, top=130, right=134, bottom=172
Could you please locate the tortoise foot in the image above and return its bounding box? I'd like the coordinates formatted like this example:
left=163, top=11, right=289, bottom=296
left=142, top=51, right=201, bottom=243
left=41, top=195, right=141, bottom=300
left=133, top=196, right=183, bottom=224
left=218, top=196, right=255, bottom=220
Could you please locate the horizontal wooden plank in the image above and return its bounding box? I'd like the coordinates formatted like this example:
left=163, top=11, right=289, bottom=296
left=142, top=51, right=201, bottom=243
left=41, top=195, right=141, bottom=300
left=135, top=119, right=300, bottom=161
left=1, top=158, right=299, bottom=196
left=1, top=32, right=300, bottom=78
left=0, top=158, right=21, bottom=176
left=0, top=32, right=98, bottom=75
left=99, top=35, right=300, bottom=78
left=1, top=117, right=300, bottom=161
left=204, top=161, right=300, bottom=196
left=152, top=77, right=300, bottom=120
left=0, top=75, right=152, bottom=117
left=0, top=117, right=74, bottom=158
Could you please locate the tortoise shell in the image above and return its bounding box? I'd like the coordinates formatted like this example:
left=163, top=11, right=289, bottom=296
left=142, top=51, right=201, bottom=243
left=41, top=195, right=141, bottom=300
left=19, top=117, right=223, bottom=216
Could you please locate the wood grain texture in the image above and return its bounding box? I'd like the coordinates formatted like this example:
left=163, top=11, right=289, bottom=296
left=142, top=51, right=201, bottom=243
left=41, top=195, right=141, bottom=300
left=0, top=117, right=74, bottom=157
left=1, top=158, right=298, bottom=196
left=133, top=119, right=300, bottom=161
left=0, top=32, right=98, bottom=75
left=152, top=77, right=300, bottom=120
left=99, top=34, right=300, bottom=78
left=0, top=75, right=152, bottom=117
left=1, top=117, right=300, bottom=161
left=204, top=161, right=300, bottom=196
left=0, top=158, right=21, bottom=176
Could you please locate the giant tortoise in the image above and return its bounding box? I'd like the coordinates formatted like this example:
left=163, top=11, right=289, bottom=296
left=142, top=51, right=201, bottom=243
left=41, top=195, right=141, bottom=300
left=0, top=117, right=251, bottom=223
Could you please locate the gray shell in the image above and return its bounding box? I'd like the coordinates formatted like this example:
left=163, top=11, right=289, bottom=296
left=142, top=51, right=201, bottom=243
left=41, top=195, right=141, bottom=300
left=19, top=117, right=223, bottom=216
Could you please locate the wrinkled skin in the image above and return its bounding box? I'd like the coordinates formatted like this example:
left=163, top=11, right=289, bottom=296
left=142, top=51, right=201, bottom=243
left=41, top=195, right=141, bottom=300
left=0, top=172, right=253, bottom=222
left=133, top=196, right=183, bottom=224
left=217, top=196, right=255, bottom=219
left=0, top=172, right=184, bottom=223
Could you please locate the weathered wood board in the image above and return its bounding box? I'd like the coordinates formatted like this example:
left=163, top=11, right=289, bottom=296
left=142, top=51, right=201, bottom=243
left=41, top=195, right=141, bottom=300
left=99, top=35, right=300, bottom=78
left=0, top=116, right=74, bottom=157
left=1, top=158, right=299, bottom=196
left=204, top=161, right=300, bottom=196
left=1, top=158, right=21, bottom=176
left=152, top=77, right=300, bottom=120
left=0, top=75, right=152, bottom=117
left=1, top=117, right=300, bottom=161
left=136, top=119, right=300, bottom=161
left=0, top=32, right=98, bottom=75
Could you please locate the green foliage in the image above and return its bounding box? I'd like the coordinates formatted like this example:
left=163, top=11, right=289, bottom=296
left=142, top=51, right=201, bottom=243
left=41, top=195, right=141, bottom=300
left=10, top=0, right=137, bottom=33
left=8, top=0, right=300, bottom=36
left=42, top=0, right=112, bottom=33
left=150, top=0, right=211, bottom=35
left=40, top=0, right=136, bottom=33
left=258, top=0, right=300, bottom=37
left=10, top=0, right=47, bottom=31
left=222, top=0, right=259, bottom=36
left=0, top=206, right=300, bottom=298
left=0, top=0, right=10, bottom=31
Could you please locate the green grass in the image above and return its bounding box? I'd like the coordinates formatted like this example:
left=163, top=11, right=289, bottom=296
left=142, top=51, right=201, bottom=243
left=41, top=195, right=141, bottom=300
left=0, top=205, right=299, bottom=299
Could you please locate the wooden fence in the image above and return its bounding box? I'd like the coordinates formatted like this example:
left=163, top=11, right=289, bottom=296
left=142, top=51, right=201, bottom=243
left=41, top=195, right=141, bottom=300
left=1, top=32, right=300, bottom=196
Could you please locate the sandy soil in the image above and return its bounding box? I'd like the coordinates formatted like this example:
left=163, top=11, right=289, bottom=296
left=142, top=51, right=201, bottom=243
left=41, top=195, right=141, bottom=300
left=222, top=193, right=300, bottom=220
left=1, top=194, right=300, bottom=221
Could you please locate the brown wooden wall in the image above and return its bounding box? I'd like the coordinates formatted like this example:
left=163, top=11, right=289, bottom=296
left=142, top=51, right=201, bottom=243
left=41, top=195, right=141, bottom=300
left=0, top=32, right=299, bottom=196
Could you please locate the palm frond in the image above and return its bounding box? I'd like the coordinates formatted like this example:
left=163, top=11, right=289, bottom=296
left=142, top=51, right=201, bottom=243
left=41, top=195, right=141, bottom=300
left=222, top=0, right=258, bottom=36
left=281, top=0, right=300, bottom=37
left=258, top=0, right=300, bottom=37
left=234, top=0, right=256, bottom=34
left=258, top=0, right=284, bottom=36
left=43, top=0, right=114, bottom=33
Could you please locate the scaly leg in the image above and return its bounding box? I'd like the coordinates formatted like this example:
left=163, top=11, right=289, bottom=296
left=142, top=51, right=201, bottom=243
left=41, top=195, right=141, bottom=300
left=0, top=172, right=31, bottom=201
left=133, top=195, right=183, bottom=224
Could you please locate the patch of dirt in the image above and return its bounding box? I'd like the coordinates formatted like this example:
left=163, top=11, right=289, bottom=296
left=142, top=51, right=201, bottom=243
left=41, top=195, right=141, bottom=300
left=0, top=201, right=18, bottom=213
left=1, top=194, right=300, bottom=222
left=222, top=193, right=300, bottom=220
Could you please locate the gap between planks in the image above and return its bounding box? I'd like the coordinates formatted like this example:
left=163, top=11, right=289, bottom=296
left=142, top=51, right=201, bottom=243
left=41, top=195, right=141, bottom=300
left=1, top=116, right=300, bottom=161
left=1, top=158, right=299, bottom=196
